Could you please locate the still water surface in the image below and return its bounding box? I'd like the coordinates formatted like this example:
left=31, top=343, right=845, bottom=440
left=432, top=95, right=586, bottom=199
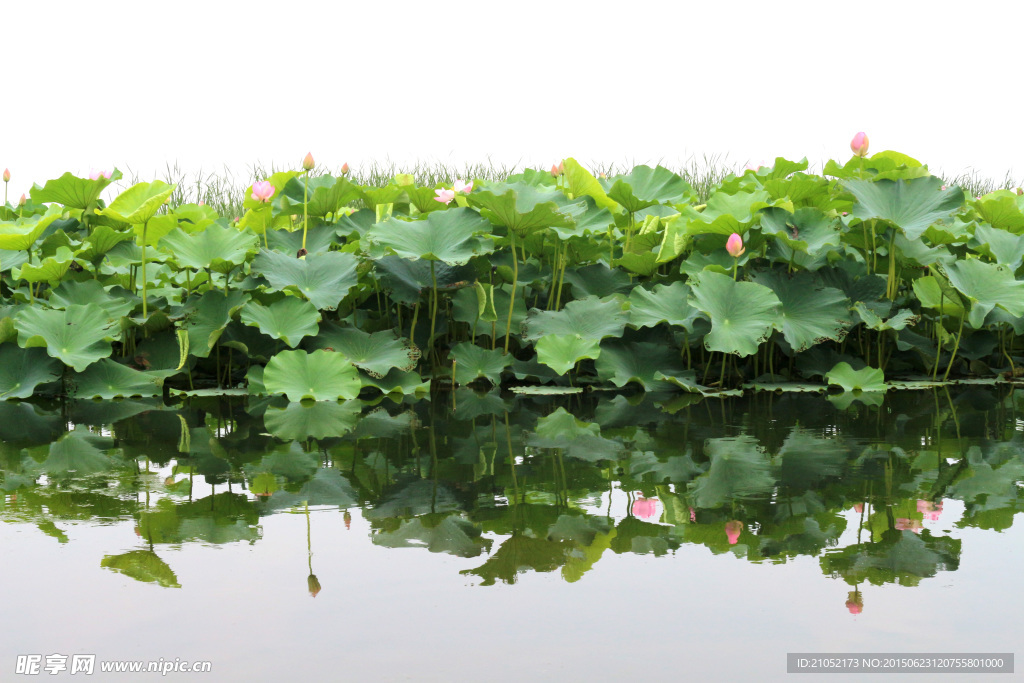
left=1, top=389, right=1022, bottom=681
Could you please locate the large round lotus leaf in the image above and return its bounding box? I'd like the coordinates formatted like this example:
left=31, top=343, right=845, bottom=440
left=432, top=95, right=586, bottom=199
left=376, top=256, right=476, bottom=305
left=912, top=275, right=965, bottom=318
left=175, top=290, right=250, bottom=358
left=372, top=515, right=489, bottom=558
left=360, top=368, right=430, bottom=395
left=687, top=435, right=776, bottom=509
left=606, top=165, right=693, bottom=213
left=263, top=349, right=361, bottom=401
left=451, top=341, right=511, bottom=386
left=970, top=223, right=1024, bottom=267
left=521, top=296, right=629, bottom=342
left=973, top=191, right=1024, bottom=233
left=66, top=358, right=163, bottom=399
left=627, top=281, right=697, bottom=329
left=365, top=208, right=494, bottom=265
left=15, top=303, right=117, bottom=371
left=251, top=249, right=359, bottom=311
left=101, top=550, right=180, bottom=588
left=825, top=361, right=886, bottom=392
left=467, top=182, right=575, bottom=237
left=535, top=334, right=602, bottom=374
left=159, top=225, right=258, bottom=274
left=452, top=285, right=527, bottom=341
left=101, top=180, right=176, bottom=225
left=0, top=205, right=63, bottom=251
left=0, top=248, right=28, bottom=273
left=562, top=158, right=619, bottom=212
left=48, top=280, right=135, bottom=320
left=759, top=207, right=841, bottom=256
left=12, top=246, right=89, bottom=285
left=277, top=174, right=360, bottom=218
left=688, top=271, right=782, bottom=357
left=943, top=259, right=1024, bottom=328
left=262, top=400, right=362, bottom=440
left=0, top=345, right=61, bottom=399
left=240, top=298, right=321, bottom=348
left=845, top=176, right=964, bottom=241
left=307, top=322, right=419, bottom=378
left=527, top=408, right=623, bottom=462
left=30, top=170, right=122, bottom=210
left=594, top=340, right=686, bottom=391
left=266, top=223, right=337, bottom=256
left=563, top=263, right=632, bottom=299
left=750, top=270, right=852, bottom=353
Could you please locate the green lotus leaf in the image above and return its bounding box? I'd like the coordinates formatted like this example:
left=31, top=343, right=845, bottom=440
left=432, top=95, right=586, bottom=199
left=265, top=222, right=336, bottom=255
left=942, top=259, right=1024, bottom=328
left=845, top=176, right=964, bottom=240
left=240, top=298, right=321, bottom=348
left=763, top=172, right=829, bottom=206
left=912, top=275, right=965, bottom=318
left=0, top=205, right=63, bottom=251
left=133, top=213, right=179, bottom=247
left=467, top=182, right=575, bottom=237
left=158, top=225, right=259, bottom=274
left=66, top=358, right=163, bottom=399
left=262, top=349, right=361, bottom=401
left=404, top=185, right=454, bottom=214
left=30, top=170, right=122, bottom=210
left=48, top=280, right=135, bottom=320
left=759, top=207, right=842, bottom=256
left=101, top=550, right=180, bottom=588
left=373, top=515, right=490, bottom=558
left=825, top=361, right=886, bottom=392
left=101, top=180, right=176, bottom=225
left=970, top=223, right=1024, bottom=267
left=358, top=184, right=405, bottom=210
left=262, top=400, right=362, bottom=440
left=594, top=340, right=687, bottom=391
left=535, top=334, right=602, bottom=374
left=606, top=165, right=693, bottom=213
left=175, top=290, right=250, bottom=358
left=365, top=208, right=494, bottom=265
left=12, top=246, right=88, bottom=284
left=852, top=303, right=919, bottom=332
left=563, top=263, right=633, bottom=299
left=170, top=204, right=220, bottom=232
left=528, top=407, right=623, bottom=462
left=972, top=192, right=1024, bottom=233
left=0, top=346, right=62, bottom=399
left=627, top=281, right=697, bottom=329
left=653, top=370, right=718, bottom=395
left=451, top=284, right=527, bottom=341
left=451, top=341, right=511, bottom=386
left=360, top=368, right=430, bottom=395
left=521, top=296, right=629, bottom=342
left=562, top=158, right=619, bottom=212
left=376, top=256, right=476, bottom=305
left=687, top=436, right=776, bottom=509
left=307, top=322, right=419, bottom=378
left=76, top=225, right=132, bottom=262
left=251, top=249, right=359, bottom=311
left=277, top=174, right=360, bottom=218
left=0, top=248, right=28, bottom=273
left=689, top=188, right=772, bottom=226
left=688, top=271, right=781, bottom=357
left=508, top=385, right=582, bottom=395
left=15, top=303, right=117, bottom=371
left=750, top=270, right=852, bottom=352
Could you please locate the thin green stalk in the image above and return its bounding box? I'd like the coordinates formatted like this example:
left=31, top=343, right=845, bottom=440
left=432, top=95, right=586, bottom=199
left=141, top=219, right=149, bottom=319
left=503, top=231, right=519, bottom=355
left=301, top=171, right=309, bottom=252
left=429, top=260, right=439, bottom=363
left=943, top=312, right=966, bottom=381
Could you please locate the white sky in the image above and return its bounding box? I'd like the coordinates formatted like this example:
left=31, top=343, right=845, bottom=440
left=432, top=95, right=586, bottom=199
left=5, top=0, right=1022, bottom=196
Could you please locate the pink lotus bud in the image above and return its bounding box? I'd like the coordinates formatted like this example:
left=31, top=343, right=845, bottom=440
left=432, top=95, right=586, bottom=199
left=558, top=161, right=564, bottom=174
left=846, top=591, right=863, bottom=614
left=434, top=188, right=455, bottom=204
left=632, top=497, right=658, bottom=520
left=252, top=181, right=275, bottom=203
left=89, top=169, right=111, bottom=181
left=198, top=200, right=206, bottom=206
left=453, top=179, right=473, bottom=194
left=726, top=232, right=745, bottom=258
left=850, top=131, right=869, bottom=157
left=725, top=520, right=744, bottom=545
left=2, top=168, right=9, bottom=182
left=341, top=162, right=350, bottom=175
left=854, top=503, right=864, bottom=513
left=18, top=193, right=26, bottom=206
left=550, top=164, right=560, bottom=177
left=344, top=510, right=352, bottom=530
left=302, top=152, right=315, bottom=171
left=689, top=507, right=696, bottom=522
left=940, top=185, right=948, bottom=191
left=1017, top=187, right=1023, bottom=196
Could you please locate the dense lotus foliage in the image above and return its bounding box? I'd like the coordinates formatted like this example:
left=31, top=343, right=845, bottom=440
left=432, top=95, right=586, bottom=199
left=4, top=388, right=1020, bottom=596
left=3, top=149, right=1024, bottom=400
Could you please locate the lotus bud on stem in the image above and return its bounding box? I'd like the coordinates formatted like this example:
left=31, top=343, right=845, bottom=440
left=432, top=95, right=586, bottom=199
left=2, top=168, right=8, bottom=204
left=301, top=152, right=313, bottom=254
left=726, top=232, right=744, bottom=280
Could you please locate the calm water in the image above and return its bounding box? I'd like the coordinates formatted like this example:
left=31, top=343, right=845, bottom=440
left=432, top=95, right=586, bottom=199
left=1, top=389, right=1022, bottom=682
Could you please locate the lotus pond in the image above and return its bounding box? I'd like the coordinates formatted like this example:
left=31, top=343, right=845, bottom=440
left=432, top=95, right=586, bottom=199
left=1, top=388, right=1022, bottom=681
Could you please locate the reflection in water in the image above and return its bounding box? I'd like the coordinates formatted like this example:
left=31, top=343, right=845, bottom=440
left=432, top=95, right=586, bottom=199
left=2, top=387, right=1023, bottom=614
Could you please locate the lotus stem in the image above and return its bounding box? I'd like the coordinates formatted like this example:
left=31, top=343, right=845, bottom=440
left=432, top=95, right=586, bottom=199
left=943, top=311, right=966, bottom=381
left=429, top=259, right=439, bottom=364
left=302, top=171, right=309, bottom=253
left=504, top=231, right=519, bottom=355
left=1003, top=324, right=1016, bottom=378
left=886, top=231, right=898, bottom=299
left=409, top=301, right=421, bottom=351
left=141, top=219, right=148, bottom=319
left=732, top=258, right=738, bottom=281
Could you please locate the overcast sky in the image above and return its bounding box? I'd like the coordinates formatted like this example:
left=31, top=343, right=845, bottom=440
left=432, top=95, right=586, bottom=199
left=5, top=0, right=1021, bottom=197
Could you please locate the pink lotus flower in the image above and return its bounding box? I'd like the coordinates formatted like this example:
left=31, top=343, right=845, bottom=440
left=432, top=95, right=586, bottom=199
left=854, top=503, right=864, bottom=513
left=89, top=169, right=112, bottom=181
left=341, top=162, right=350, bottom=175
left=895, top=518, right=923, bottom=533
left=850, top=131, right=870, bottom=157
left=726, top=232, right=745, bottom=258
left=18, top=193, right=26, bottom=206
left=632, top=497, right=658, bottom=520
left=725, top=520, right=744, bottom=545
left=846, top=590, right=864, bottom=614
left=2, top=168, right=9, bottom=182
left=917, top=499, right=942, bottom=521
left=252, top=181, right=275, bottom=203
left=434, top=188, right=455, bottom=204
left=198, top=200, right=206, bottom=206
left=940, top=185, right=948, bottom=191
left=302, top=152, right=315, bottom=171
left=689, top=507, right=696, bottom=522
left=453, top=179, right=473, bottom=194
